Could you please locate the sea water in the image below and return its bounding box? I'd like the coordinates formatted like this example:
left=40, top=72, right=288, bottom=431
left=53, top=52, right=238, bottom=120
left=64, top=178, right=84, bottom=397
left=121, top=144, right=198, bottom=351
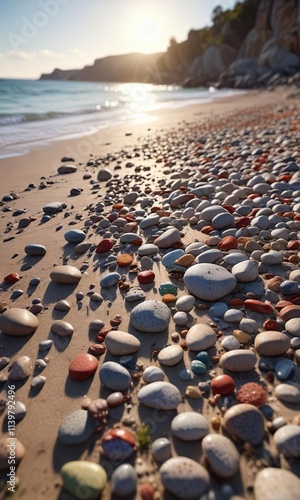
left=0, top=79, right=242, bottom=157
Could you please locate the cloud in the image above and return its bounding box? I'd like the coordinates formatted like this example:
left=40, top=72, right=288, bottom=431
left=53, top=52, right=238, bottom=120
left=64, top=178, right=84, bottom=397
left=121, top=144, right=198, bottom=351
left=6, top=49, right=66, bottom=60
left=8, top=50, right=34, bottom=59
left=69, top=48, right=86, bottom=57
left=38, top=49, right=66, bottom=58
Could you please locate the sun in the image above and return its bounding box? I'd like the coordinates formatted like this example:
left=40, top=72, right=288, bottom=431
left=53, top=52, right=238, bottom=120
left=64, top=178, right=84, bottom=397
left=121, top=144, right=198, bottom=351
left=134, top=16, right=160, bottom=45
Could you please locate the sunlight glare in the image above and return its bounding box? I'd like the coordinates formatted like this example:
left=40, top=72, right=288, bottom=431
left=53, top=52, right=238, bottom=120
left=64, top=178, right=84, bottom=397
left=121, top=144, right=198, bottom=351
left=135, top=16, right=160, bottom=45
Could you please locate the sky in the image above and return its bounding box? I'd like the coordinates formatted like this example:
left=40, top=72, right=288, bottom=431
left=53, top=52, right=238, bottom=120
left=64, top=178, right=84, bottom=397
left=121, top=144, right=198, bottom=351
left=0, top=0, right=236, bottom=79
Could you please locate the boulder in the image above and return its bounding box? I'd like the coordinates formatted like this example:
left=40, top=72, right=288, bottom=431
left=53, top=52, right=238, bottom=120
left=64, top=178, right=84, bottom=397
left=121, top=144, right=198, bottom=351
left=202, top=46, right=226, bottom=81
left=258, top=38, right=300, bottom=71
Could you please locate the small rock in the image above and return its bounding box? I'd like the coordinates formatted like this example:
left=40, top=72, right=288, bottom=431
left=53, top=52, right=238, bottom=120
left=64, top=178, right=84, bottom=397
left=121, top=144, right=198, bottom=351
left=9, top=356, right=32, bottom=380
left=254, top=468, right=300, bottom=500
left=273, top=424, right=300, bottom=457
left=111, top=464, right=137, bottom=497
left=160, top=457, right=209, bottom=499
left=223, top=403, right=265, bottom=446
left=138, top=381, right=181, bottom=409
left=202, top=434, right=240, bottom=478
left=171, top=412, right=209, bottom=441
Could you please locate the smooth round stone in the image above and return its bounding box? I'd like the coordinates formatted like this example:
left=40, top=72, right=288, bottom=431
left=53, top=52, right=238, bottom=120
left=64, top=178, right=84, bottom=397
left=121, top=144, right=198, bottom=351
left=280, top=280, right=299, bottom=295
left=14, top=401, right=27, bottom=420
left=220, top=350, right=256, bottom=372
left=43, top=201, right=66, bottom=214
left=143, top=366, right=165, bottom=383
left=106, top=392, right=124, bottom=407
left=239, top=318, right=259, bottom=334
left=59, top=410, right=95, bottom=444
left=209, top=302, right=228, bottom=318
left=64, top=230, right=86, bottom=244
left=9, top=356, right=32, bottom=380
left=39, top=339, right=53, bottom=351
left=58, top=164, right=77, bottom=174
left=89, top=319, right=105, bottom=331
left=0, top=438, right=25, bottom=471
left=261, top=251, right=283, bottom=265
left=29, top=277, right=40, bottom=286
left=162, top=249, right=185, bottom=270
left=211, top=374, right=235, bottom=395
left=254, top=331, right=290, bottom=356
left=151, top=437, right=171, bottom=462
left=221, top=335, right=240, bottom=351
left=223, top=309, right=244, bottom=322
left=186, top=324, right=217, bottom=351
left=173, top=311, right=188, bottom=326
left=273, top=424, right=300, bottom=457
left=231, top=260, right=258, bottom=282
left=61, top=461, right=107, bottom=500
left=51, top=320, right=74, bottom=337
left=171, top=412, right=209, bottom=441
left=159, top=282, right=178, bottom=296
left=212, top=212, right=234, bottom=229
left=223, top=253, right=248, bottom=265
left=195, top=249, right=223, bottom=264
left=111, top=464, right=137, bottom=497
left=202, top=434, right=239, bottom=478
left=0, top=308, right=38, bottom=336
left=124, top=288, right=146, bottom=303
left=140, top=214, right=160, bottom=229
left=130, top=300, right=171, bottom=332
left=50, top=265, right=81, bottom=284
left=275, top=358, right=295, bottom=380
left=160, top=457, right=209, bottom=499
left=100, top=272, right=120, bottom=288
left=24, top=244, right=46, bottom=256
left=285, top=317, right=300, bottom=337
left=120, top=233, right=142, bottom=245
left=223, top=403, right=264, bottom=446
left=154, top=228, right=182, bottom=248
left=191, top=360, right=207, bottom=375
left=275, top=382, right=300, bottom=403
left=74, top=242, right=91, bottom=254
left=271, top=416, right=287, bottom=431
left=137, top=244, right=159, bottom=256
left=69, top=354, right=98, bottom=380
left=254, top=468, right=300, bottom=500
left=140, top=256, right=153, bottom=270
left=158, top=345, right=184, bottom=366
left=105, top=330, right=141, bottom=356
left=97, top=168, right=112, bottom=181
left=99, top=362, right=131, bottom=391
left=184, top=264, right=237, bottom=301
left=176, top=295, right=195, bottom=312
left=31, top=375, right=46, bottom=388
left=54, top=300, right=71, bottom=312
left=179, top=369, right=194, bottom=381
left=137, top=381, right=181, bottom=410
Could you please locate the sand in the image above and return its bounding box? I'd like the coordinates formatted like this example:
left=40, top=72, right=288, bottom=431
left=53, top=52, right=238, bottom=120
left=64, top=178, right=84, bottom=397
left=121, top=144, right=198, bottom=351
left=0, top=87, right=299, bottom=500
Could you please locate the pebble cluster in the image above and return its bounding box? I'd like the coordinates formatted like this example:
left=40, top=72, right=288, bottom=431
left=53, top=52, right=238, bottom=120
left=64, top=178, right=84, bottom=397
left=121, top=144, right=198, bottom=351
left=0, top=102, right=300, bottom=499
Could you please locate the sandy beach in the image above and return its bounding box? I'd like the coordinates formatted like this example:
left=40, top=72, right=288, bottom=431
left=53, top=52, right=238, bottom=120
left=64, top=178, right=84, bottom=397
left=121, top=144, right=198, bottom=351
left=0, top=87, right=300, bottom=500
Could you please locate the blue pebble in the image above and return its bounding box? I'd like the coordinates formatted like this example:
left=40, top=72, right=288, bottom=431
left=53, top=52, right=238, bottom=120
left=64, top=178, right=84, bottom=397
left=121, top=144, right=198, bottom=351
left=259, top=404, right=275, bottom=421
left=275, top=359, right=295, bottom=381
left=64, top=229, right=86, bottom=244
left=190, top=360, right=207, bottom=375
left=100, top=272, right=121, bottom=288
left=258, top=357, right=276, bottom=372
left=279, top=280, right=299, bottom=295
left=179, top=369, right=194, bottom=381
left=195, top=352, right=210, bottom=366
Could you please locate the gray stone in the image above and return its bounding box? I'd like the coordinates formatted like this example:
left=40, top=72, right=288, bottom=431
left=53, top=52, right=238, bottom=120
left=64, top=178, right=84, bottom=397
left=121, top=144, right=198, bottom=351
left=186, top=324, right=217, bottom=351
left=254, top=468, right=300, bottom=500
left=58, top=164, right=77, bottom=174
left=154, top=228, right=182, bottom=248
left=99, top=362, right=131, bottom=391
left=223, top=403, right=264, bottom=446
left=24, top=244, right=46, bottom=256
left=130, top=300, right=170, bottom=332
left=275, top=382, right=300, bottom=404
left=143, top=366, right=165, bottom=383
left=43, top=202, right=66, bottom=214
left=111, top=464, right=137, bottom=497
left=138, top=381, right=181, bottom=409
left=184, top=264, right=237, bottom=301
left=64, top=230, right=86, bottom=244
left=171, top=412, right=209, bottom=441
left=51, top=320, right=74, bottom=337
left=100, top=272, right=120, bottom=288
left=9, top=356, right=32, bottom=380
left=59, top=410, right=95, bottom=444
left=97, top=168, right=112, bottom=181
left=50, top=265, right=81, bottom=284
left=176, top=295, right=195, bottom=312
left=0, top=308, right=38, bottom=336
left=105, top=330, right=141, bottom=356
left=151, top=437, right=171, bottom=462
left=201, top=434, right=240, bottom=478
left=273, top=424, right=300, bottom=458
left=231, top=260, right=258, bottom=282
left=158, top=345, right=184, bottom=366
left=160, top=457, right=209, bottom=499
left=220, top=350, right=256, bottom=372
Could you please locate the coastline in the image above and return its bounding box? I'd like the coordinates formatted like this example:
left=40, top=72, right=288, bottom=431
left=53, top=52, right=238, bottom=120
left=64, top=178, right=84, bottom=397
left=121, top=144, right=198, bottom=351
left=0, top=87, right=299, bottom=500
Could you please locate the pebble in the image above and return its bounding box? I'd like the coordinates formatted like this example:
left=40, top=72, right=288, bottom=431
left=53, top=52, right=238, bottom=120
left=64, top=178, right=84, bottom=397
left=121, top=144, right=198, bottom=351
left=54, top=300, right=71, bottom=312
left=130, top=300, right=171, bottom=332
left=173, top=311, right=188, bottom=326
left=58, top=410, right=95, bottom=444
left=254, top=331, right=290, bottom=356
left=57, top=164, right=77, bottom=174
left=100, top=272, right=120, bottom=287
left=142, top=366, right=165, bottom=383
left=151, top=437, right=172, bottom=462
left=211, top=374, right=235, bottom=395
left=89, top=319, right=105, bottom=331
left=171, top=412, right=209, bottom=441
left=223, top=403, right=265, bottom=445
left=162, top=249, right=185, bottom=269
left=64, top=230, right=86, bottom=243
left=275, top=358, right=295, bottom=380
left=223, top=309, right=244, bottom=322
left=137, top=381, right=181, bottom=409
left=0, top=308, right=38, bottom=336
left=99, top=361, right=131, bottom=391
left=261, top=251, right=283, bottom=265
left=175, top=294, right=195, bottom=312
left=154, top=228, right=182, bottom=248
left=101, top=428, right=136, bottom=461
left=61, top=461, right=107, bottom=500
left=105, top=330, right=141, bottom=356
left=159, top=282, right=178, bottom=296
left=137, top=244, right=159, bottom=256
left=69, top=354, right=98, bottom=380
left=51, top=320, right=74, bottom=336
left=50, top=265, right=82, bottom=284
left=43, top=201, right=66, bottom=214
left=254, top=468, right=300, bottom=500
left=39, top=339, right=53, bottom=351
left=74, top=242, right=91, bottom=254
left=9, top=356, right=32, bottom=380
left=160, top=457, right=209, bottom=499
left=124, top=288, right=146, bottom=303
left=220, top=350, right=256, bottom=372
left=184, top=264, right=237, bottom=300
left=285, top=317, right=300, bottom=336
left=186, top=324, right=217, bottom=351
left=106, top=392, right=124, bottom=407
left=137, top=270, right=155, bottom=284
left=31, top=375, right=46, bottom=389
left=97, top=168, right=112, bottom=181
left=201, top=434, right=240, bottom=478
left=111, top=464, right=137, bottom=497
left=158, top=345, right=184, bottom=366
left=24, top=244, right=46, bottom=256
left=275, top=382, right=300, bottom=403
left=221, top=335, right=241, bottom=350
left=191, top=360, right=207, bottom=375
left=14, top=401, right=27, bottom=420
left=273, top=424, right=300, bottom=457
left=0, top=438, right=25, bottom=470
left=231, top=260, right=258, bottom=282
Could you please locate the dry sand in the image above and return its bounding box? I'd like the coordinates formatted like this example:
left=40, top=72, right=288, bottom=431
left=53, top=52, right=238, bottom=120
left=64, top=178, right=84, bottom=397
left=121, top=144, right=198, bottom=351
left=0, top=87, right=299, bottom=500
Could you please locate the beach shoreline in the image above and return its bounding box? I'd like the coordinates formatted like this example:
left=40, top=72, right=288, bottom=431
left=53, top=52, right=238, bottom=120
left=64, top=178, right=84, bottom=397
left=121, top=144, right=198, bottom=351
left=0, top=87, right=300, bottom=500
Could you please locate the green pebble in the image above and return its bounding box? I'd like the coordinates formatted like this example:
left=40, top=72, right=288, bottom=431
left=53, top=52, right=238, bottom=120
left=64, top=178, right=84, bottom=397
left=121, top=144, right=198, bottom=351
left=61, top=461, right=107, bottom=499
left=191, top=360, right=207, bottom=375
left=159, top=282, right=178, bottom=296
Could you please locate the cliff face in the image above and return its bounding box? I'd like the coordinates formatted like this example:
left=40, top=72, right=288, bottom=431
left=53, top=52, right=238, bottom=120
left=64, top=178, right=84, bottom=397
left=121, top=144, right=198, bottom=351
left=40, top=0, right=300, bottom=88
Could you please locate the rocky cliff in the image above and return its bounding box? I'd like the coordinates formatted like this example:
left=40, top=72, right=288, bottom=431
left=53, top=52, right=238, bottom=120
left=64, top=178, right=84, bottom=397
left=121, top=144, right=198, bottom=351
left=40, top=0, right=300, bottom=89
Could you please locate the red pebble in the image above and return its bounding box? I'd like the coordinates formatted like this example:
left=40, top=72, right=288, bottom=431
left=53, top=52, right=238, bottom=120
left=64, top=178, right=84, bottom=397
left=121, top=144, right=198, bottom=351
left=69, top=353, right=98, bottom=380
left=263, top=319, right=279, bottom=331
left=288, top=240, right=300, bottom=250
left=4, top=273, right=21, bottom=283
left=211, top=374, right=236, bottom=396
left=218, top=235, right=238, bottom=251
left=88, top=344, right=106, bottom=356
left=96, top=239, right=114, bottom=253
left=236, top=382, right=267, bottom=407
left=140, top=484, right=155, bottom=500
left=244, top=299, right=274, bottom=314
left=235, top=216, right=251, bottom=228
left=137, top=270, right=155, bottom=284
left=222, top=204, right=235, bottom=214
left=201, top=225, right=215, bottom=234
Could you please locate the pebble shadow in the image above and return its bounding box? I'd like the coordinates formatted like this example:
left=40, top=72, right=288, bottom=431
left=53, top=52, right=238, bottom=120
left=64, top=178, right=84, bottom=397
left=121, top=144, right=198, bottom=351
left=0, top=332, right=32, bottom=357
left=64, top=375, right=94, bottom=398
left=52, top=437, right=88, bottom=473
left=20, top=255, right=44, bottom=271
left=49, top=332, right=72, bottom=353
left=42, top=282, right=78, bottom=306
